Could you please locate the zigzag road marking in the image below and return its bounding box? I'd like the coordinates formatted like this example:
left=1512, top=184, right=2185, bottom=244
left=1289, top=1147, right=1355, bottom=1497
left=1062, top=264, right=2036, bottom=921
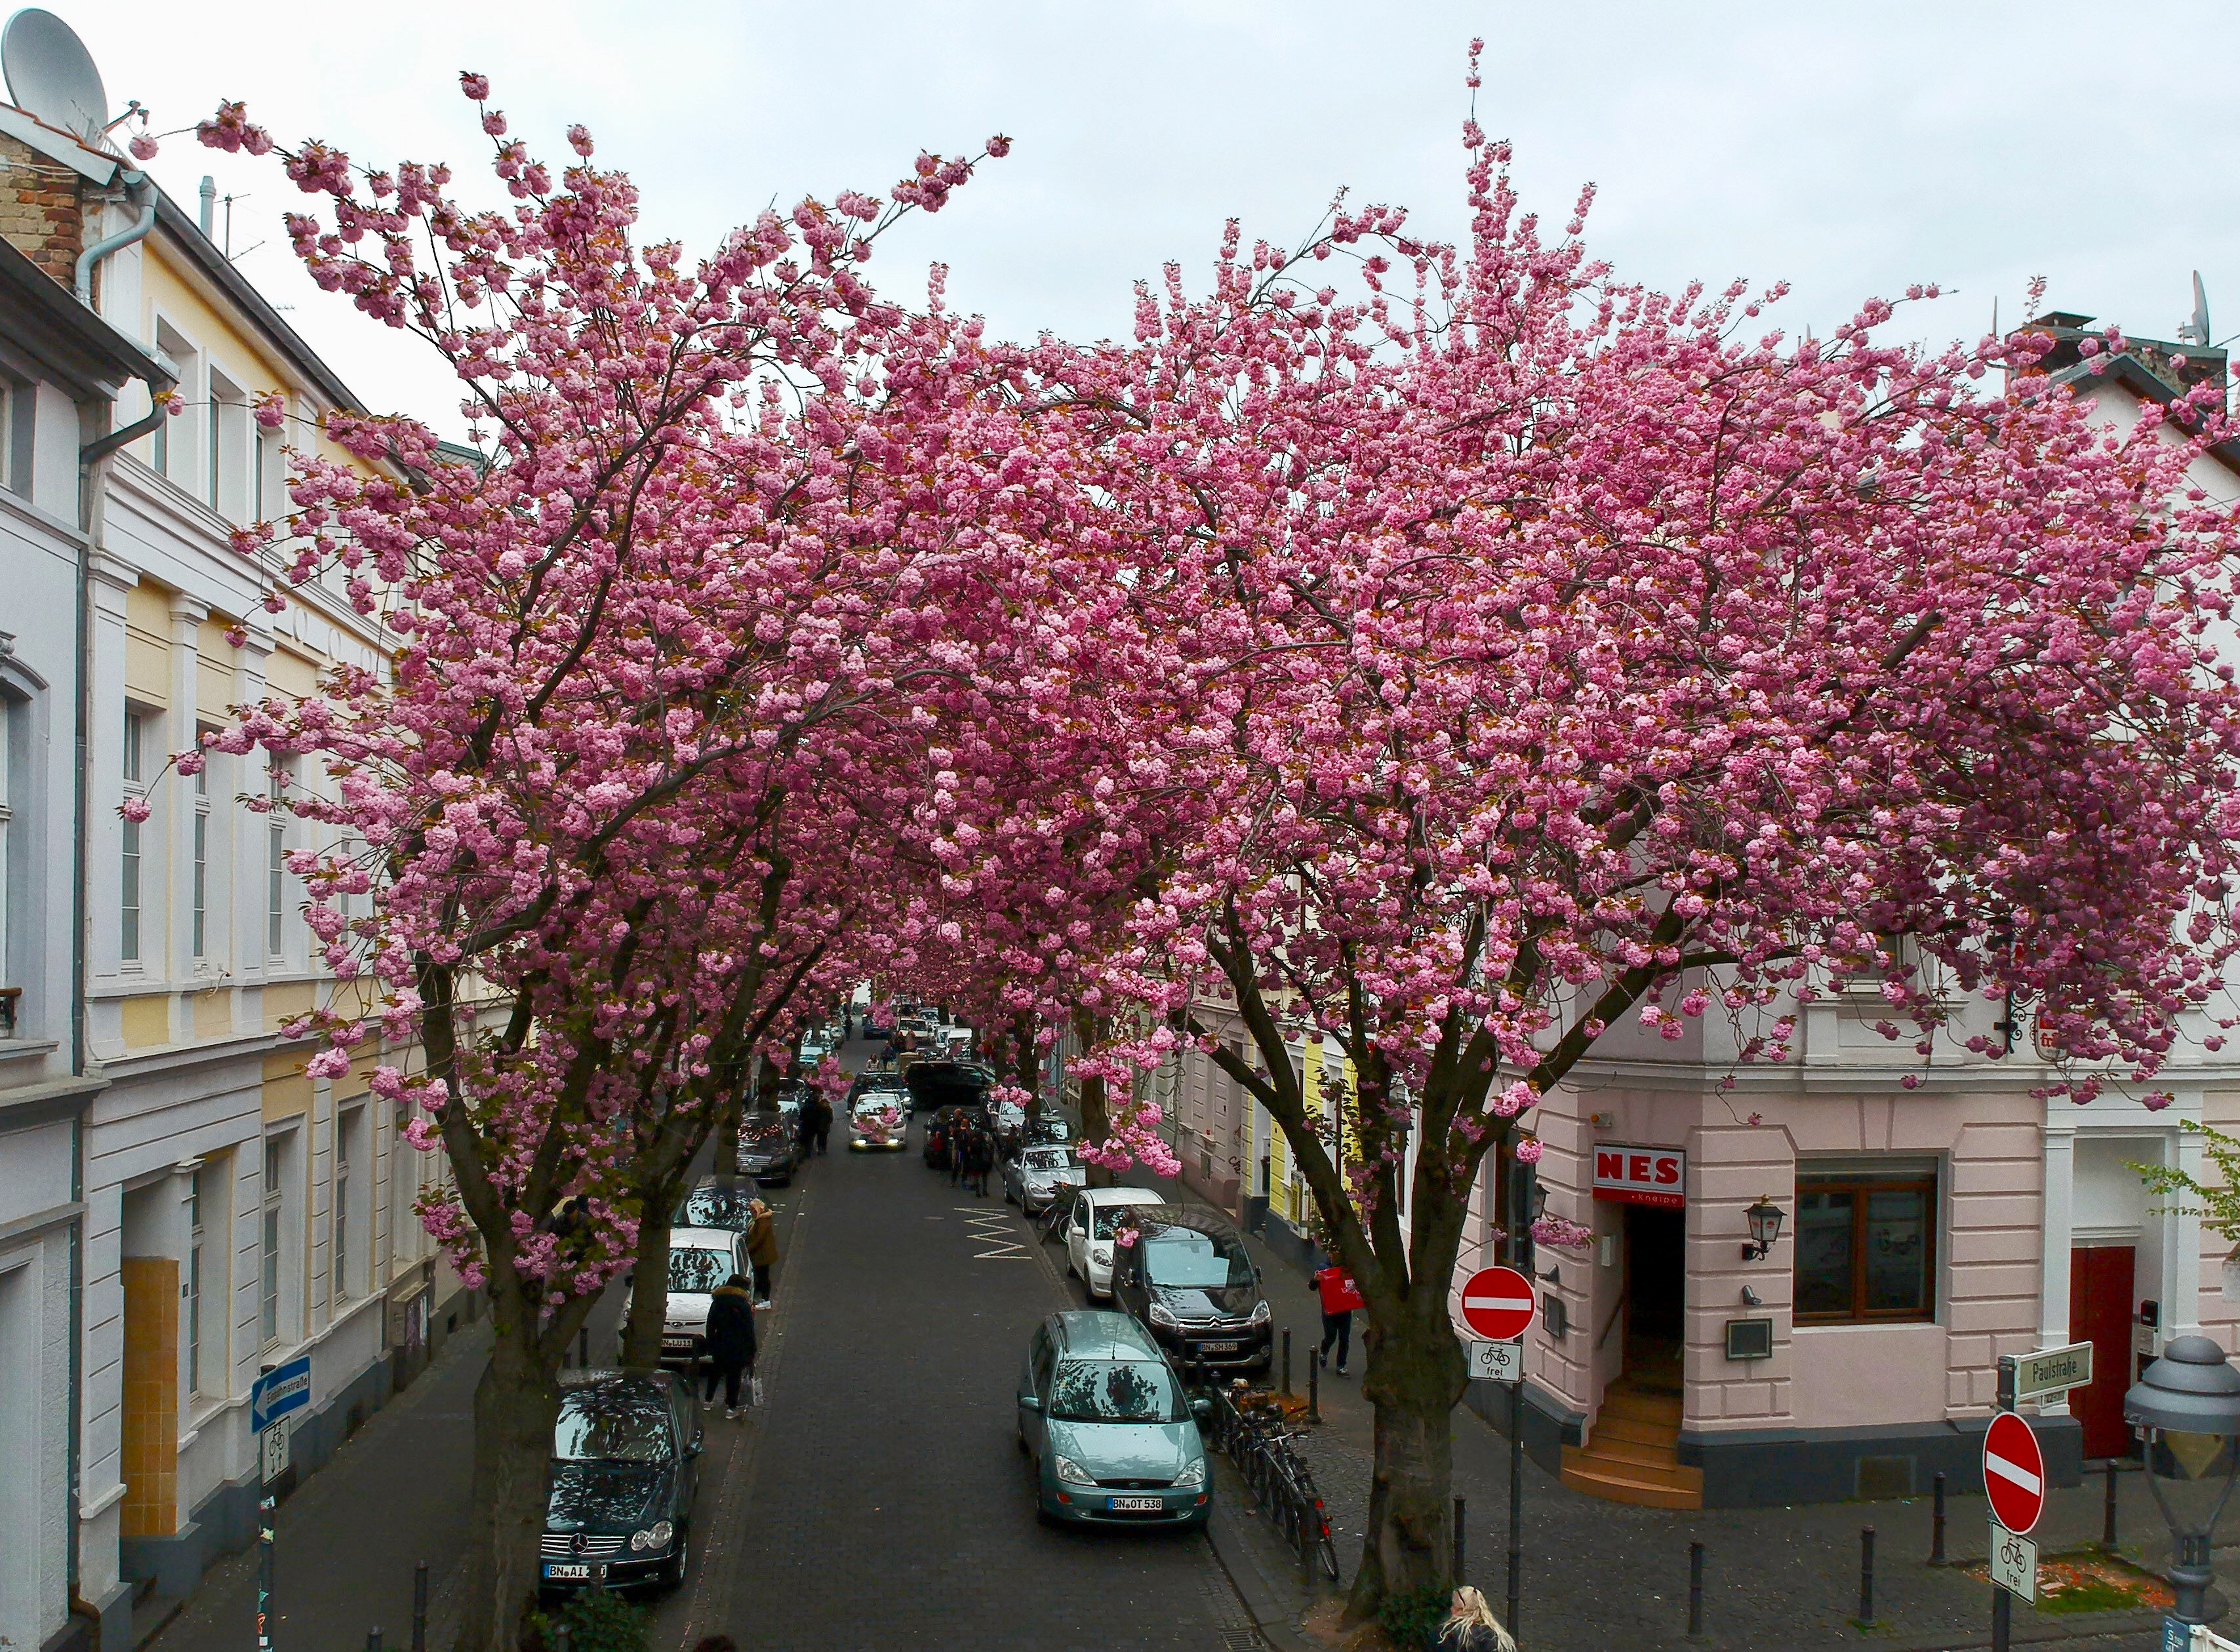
left=956, top=1205, right=1029, bottom=1260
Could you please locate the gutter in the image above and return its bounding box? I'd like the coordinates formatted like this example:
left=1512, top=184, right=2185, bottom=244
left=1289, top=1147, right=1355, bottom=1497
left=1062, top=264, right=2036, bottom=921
left=73, top=170, right=154, bottom=307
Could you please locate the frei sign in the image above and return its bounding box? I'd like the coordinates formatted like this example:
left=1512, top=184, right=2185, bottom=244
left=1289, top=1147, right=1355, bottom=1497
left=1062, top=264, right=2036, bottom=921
left=1591, top=1145, right=1686, bottom=1209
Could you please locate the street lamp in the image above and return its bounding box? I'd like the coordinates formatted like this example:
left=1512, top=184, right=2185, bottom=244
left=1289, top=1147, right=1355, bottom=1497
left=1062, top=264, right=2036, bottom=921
left=1741, top=1196, right=1786, bottom=1262
left=2125, top=1334, right=2240, bottom=1624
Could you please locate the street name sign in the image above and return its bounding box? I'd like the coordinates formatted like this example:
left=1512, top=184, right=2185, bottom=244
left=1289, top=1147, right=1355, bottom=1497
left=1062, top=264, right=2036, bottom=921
left=250, top=1354, right=311, bottom=1434
left=1990, top=1522, right=2037, bottom=1603
left=2012, top=1342, right=2093, bottom=1405
left=1457, top=1267, right=1536, bottom=1342
left=1468, top=1339, right=1522, bottom=1383
left=1984, top=1411, right=2047, bottom=1535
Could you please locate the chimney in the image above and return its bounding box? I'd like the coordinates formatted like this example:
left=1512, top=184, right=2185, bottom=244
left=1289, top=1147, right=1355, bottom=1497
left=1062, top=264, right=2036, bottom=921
left=199, top=174, right=214, bottom=237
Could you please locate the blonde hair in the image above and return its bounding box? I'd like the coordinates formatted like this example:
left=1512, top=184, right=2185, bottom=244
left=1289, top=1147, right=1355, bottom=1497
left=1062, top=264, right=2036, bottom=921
left=1441, top=1587, right=1517, bottom=1652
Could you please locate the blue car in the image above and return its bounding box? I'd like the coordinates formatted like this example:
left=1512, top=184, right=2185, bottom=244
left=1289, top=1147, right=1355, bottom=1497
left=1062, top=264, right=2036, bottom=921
left=1016, top=1310, right=1212, bottom=1527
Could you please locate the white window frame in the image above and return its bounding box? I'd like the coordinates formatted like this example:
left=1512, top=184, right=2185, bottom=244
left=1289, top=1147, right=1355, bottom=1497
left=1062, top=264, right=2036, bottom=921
left=121, top=706, right=148, bottom=968
left=259, top=1135, right=287, bottom=1348
left=149, top=324, right=191, bottom=482
left=186, top=1164, right=205, bottom=1396
left=267, top=760, right=290, bottom=960
left=191, top=744, right=209, bottom=962
left=334, top=1107, right=362, bottom=1304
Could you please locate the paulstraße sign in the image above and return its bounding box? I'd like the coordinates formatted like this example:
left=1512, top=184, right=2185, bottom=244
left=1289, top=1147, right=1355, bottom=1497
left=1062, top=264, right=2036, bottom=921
left=2011, top=1342, right=2093, bottom=1406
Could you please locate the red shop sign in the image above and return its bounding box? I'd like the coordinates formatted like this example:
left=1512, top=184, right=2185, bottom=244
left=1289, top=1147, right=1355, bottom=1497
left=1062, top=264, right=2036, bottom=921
left=1592, top=1145, right=1686, bottom=1209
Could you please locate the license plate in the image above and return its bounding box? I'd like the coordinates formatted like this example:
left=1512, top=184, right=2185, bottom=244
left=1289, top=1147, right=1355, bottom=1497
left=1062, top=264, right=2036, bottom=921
left=544, top=1564, right=590, bottom=1580
left=1200, top=1342, right=1241, bottom=1354
left=1108, top=1496, right=1163, bottom=1511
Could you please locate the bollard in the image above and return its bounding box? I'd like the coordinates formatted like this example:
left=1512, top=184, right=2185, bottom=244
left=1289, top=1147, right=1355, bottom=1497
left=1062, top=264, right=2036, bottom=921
left=368, top=1630, right=384, bottom=1652
left=1859, top=1526, right=1875, bottom=1624
left=411, top=1561, right=428, bottom=1652
left=1282, top=1329, right=1292, bottom=1398
left=1453, top=1495, right=1466, bottom=1584
left=1307, top=1358, right=1319, bottom=1423
left=555, top=1626, right=572, bottom=1652
left=1687, top=1541, right=1704, bottom=1638
left=2102, top=1459, right=2118, bottom=1551
left=578, top=1325, right=589, bottom=1369
left=1930, top=1470, right=1946, bottom=1565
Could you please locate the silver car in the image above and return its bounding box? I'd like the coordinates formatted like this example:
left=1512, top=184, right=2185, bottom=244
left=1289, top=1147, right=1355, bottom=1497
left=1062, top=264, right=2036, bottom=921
left=1004, top=1143, right=1085, bottom=1214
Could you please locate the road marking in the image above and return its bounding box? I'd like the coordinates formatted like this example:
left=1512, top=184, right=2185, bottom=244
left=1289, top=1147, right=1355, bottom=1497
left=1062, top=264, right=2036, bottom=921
left=958, top=1206, right=1029, bottom=1260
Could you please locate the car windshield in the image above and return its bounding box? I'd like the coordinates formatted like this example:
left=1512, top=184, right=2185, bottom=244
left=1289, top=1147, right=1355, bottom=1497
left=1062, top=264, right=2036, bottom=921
left=674, top=1187, right=755, bottom=1229
left=1048, top=1358, right=1184, bottom=1424
left=1093, top=1202, right=1149, bottom=1238
left=1142, top=1228, right=1253, bottom=1289
left=553, top=1387, right=672, bottom=1462
left=1024, top=1148, right=1074, bottom=1173
left=668, top=1246, right=732, bottom=1294
left=740, top=1116, right=787, bottom=1143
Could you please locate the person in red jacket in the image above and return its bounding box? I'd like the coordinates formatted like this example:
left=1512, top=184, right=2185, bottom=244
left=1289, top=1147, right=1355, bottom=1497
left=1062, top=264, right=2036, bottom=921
left=1311, top=1261, right=1365, bottom=1375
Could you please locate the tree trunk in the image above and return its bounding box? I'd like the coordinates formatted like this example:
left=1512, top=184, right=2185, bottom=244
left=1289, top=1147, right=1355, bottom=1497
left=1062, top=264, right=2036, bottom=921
left=454, top=1289, right=579, bottom=1652
left=1011, top=1015, right=1040, bottom=1126
left=754, top=1053, right=782, bottom=1113
left=1072, top=1008, right=1114, bottom=1189
left=620, top=1189, right=679, bottom=1369
left=713, top=1088, right=744, bottom=1174
left=1347, top=1308, right=1468, bottom=1619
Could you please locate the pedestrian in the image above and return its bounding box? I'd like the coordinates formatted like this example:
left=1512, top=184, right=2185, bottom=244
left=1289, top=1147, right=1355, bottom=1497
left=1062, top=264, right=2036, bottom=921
left=950, top=1122, right=969, bottom=1187
left=794, top=1101, right=816, bottom=1162
left=1311, top=1258, right=1364, bottom=1375
left=745, top=1198, right=778, bottom=1308
left=1439, top=1586, right=1515, bottom=1651
left=972, top=1128, right=995, bottom=1198
left=700, top=1272, right=757, bottom=1419
left=812, top=1094, right=832, bottom=1155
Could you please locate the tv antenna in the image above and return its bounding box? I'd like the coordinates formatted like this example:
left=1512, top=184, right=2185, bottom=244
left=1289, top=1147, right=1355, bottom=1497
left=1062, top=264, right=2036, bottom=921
left=1, top=9, right=108, bottom=145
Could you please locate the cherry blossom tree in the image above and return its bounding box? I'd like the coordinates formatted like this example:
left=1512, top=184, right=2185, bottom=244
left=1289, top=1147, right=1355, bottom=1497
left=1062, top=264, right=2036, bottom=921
left=1061, top=97, right=2240, bottom=1611
left=193, top=81, right=1005, bottom=1652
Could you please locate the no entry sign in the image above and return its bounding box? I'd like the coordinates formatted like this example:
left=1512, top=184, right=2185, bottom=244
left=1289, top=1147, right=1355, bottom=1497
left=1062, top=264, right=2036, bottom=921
left=1458, top=1266, right=1536, bottom=1342
left=1984, top=1411, right=2046, bottom=1535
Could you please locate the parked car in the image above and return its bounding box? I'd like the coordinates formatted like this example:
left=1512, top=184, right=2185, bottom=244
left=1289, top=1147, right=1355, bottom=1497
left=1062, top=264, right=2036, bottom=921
left=616, top=1227, right=746, bottom=1366
left=1004, top=1143, right=1086, bottom=1214
left=849, top=1094, right=910, bottom=1150
left=673, top=1176, right=759, bottom=1235
left=1108, top=1206, right=1272, bottom=1375
left=540, top=1368, right=702, bottom=1592
left=904, top=1058, right=995, bottom=1116
left=1016, top=1310, right=1211, bottom=1528
left=1064, top=1186, right=1165, bottom=1300
left=1026, top=1114, right=1071, bottom=1145
left=734, top=1112, right=804, bottom=1184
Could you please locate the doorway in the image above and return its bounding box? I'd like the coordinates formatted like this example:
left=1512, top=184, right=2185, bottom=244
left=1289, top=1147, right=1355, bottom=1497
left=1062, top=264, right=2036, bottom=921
left=1623, top=1204, right=1687, bottom=1394
left=2070, top=1245, right=2138, bottom=1459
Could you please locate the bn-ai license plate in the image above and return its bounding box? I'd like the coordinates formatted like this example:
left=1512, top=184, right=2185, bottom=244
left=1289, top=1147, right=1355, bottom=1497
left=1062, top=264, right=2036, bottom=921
left=1200, top=1341, right=1241, bottom=1354
left=1108, top=1496, right=1163, bottom=1511
left=544, top=1563, right=590, bottom=1581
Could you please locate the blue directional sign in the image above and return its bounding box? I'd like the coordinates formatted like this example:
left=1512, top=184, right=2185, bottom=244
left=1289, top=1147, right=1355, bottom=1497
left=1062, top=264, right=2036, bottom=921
left=250, top=1355, right=311, bottom=1433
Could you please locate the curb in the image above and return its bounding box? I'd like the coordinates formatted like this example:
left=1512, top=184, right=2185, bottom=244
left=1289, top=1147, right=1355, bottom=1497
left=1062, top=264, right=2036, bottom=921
left=1203, top=1496, right=1325, bottom=1652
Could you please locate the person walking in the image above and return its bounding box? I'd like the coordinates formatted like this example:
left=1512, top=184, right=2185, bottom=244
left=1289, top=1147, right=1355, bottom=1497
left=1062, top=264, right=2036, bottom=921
left=950, top=1122, right=969, bottom=1187
left=812, top=1093, right=832, bottom=1156
left=745, top=1198, right=779, bottom=1308
left=1311, top=1259, right=1364, bottom=1375
left=701, top=1273, right=757, bottom=1419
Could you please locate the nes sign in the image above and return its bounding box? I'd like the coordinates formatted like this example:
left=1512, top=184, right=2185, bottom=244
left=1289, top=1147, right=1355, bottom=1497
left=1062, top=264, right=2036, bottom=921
left=1593, top=1145, right=1686, bottom=1209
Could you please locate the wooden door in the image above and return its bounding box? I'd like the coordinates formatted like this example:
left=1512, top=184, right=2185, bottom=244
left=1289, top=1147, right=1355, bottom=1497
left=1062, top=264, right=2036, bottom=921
left=2068, top=1245, right=2137, bottom=1460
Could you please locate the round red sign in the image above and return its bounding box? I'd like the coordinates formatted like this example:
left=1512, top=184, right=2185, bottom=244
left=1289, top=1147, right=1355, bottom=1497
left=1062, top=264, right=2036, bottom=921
left=1983, top=1411, right=2045, bottom=1535
left=1458, top=1266, right=1536, bottom=1342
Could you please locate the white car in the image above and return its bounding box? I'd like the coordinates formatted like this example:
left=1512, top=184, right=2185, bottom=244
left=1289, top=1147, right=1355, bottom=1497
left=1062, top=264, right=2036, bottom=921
left=1064, top=1186, right=1165, bottom=1300
left=617, top=1227, right=746, bottom=1365
left=849, top=1095, right=909, bottom=1150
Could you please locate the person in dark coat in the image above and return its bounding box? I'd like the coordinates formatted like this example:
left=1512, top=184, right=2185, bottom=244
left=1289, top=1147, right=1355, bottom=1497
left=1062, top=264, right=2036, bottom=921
left=701, top=1274, right=758, bottom=1419
left=812, top=1094, right=832, bottom=1156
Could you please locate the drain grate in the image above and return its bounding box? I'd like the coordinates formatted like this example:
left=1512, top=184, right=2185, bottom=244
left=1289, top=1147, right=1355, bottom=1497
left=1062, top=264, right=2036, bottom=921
left=1218, top=1632, right=1266, bottom=1651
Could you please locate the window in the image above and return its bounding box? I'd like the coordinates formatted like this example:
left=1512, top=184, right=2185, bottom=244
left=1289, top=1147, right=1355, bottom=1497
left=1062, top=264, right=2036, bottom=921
left=0, top=696, right=11, bottom=997
left=267, top=764, right=289, bottom=958
left=207, top=394, right=221, bottom=507
left=260, top=1141, right=283, bottom=1346
left=121, top=709, right=146, bottom=964
left=1796, top=1162, right=1938, bottom=1324
left=187, top=1166, right=205, bottom=1394
left=333, top=1109, right=361, bottom=1302
left=191, top=753, right=209, bottom=960
left=150, top=331, right=187, bottom=479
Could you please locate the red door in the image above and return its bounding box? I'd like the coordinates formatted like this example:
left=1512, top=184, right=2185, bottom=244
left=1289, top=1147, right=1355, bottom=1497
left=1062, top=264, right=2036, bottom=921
left=2069, top=1246, right=2137, bottom=1459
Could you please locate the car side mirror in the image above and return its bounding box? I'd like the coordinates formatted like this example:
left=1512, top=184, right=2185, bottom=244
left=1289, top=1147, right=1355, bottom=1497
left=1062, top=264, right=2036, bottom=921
left=1019, top=1394, right=1042, bottom=1413
left=1190, top=1397, right=1212, bottom=1422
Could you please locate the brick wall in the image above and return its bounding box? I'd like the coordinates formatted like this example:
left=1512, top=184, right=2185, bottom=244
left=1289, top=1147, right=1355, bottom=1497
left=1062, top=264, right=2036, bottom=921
left=0, top=133, right=83, bottom=284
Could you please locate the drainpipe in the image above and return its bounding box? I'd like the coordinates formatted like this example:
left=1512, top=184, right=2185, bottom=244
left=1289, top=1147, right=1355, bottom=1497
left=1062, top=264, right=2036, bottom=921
left=73, top=170, right=157, bottom=307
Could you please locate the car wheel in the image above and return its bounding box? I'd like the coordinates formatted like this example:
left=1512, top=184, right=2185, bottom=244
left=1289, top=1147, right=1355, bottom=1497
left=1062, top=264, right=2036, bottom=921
left=664, top=1524, right=690, bottom=1590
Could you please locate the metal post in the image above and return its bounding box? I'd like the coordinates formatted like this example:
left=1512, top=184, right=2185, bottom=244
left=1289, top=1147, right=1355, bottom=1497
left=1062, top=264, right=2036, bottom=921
left=256, top=1439, right=275, bottom=1652
left=554, top=1627, right=571, bottom=1652
left=1687, top=1541, right=1704, bottom=1638
left=1453, top=1495, right=1466, bottom=1584
left=1930, top=1471, right=1946, bottom=1565
left=1859, top=1526, right=1875, bottom=1624
left=2101, top=1459, right=2118, bottom=1551
left=578, top=1325, right=589, bottom=1369
left=1993, top=1354, right=2016, bottom=1652
left=1307, top=1358, right=1319, bottom=1423
left=367, top=1630, right=383, bottom=1652
left=411, top=1562, right=428, bottom=1652
left=1506, top=1378, right=1523, bottom=1638
left=1282, top=1329, right=1292, bottom=1398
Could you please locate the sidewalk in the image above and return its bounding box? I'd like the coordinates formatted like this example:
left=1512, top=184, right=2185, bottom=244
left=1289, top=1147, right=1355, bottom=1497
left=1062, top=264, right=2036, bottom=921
left=1119, top=1151, right=2218, bottom=1652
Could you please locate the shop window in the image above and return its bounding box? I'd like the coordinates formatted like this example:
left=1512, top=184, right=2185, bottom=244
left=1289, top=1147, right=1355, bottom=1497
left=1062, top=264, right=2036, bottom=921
left=1796, top=1161, right=1938, bottom=1324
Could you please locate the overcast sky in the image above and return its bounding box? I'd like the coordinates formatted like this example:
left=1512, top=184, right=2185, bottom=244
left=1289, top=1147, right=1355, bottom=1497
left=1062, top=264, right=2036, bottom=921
left=57, top=1, right=2240, bottom=435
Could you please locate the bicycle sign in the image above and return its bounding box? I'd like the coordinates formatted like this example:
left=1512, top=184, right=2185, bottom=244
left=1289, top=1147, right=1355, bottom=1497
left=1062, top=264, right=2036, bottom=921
left=1990, top=1521, right=2037, bottom=1603
left=1468, top=1339, right=1522, bottom=1383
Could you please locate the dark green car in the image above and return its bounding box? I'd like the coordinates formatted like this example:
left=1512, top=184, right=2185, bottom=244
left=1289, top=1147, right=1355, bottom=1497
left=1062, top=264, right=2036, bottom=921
left=540, top=1369, right=702, bottom=1592
left=1016, top=1310, right=1211, bottom=1527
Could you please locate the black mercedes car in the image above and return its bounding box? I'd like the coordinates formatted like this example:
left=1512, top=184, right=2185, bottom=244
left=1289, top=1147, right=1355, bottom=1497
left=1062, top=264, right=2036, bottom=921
left=1108, top=1206, right=1273, bottom=1375
left=903, top=1059, right=995, bottom=1116
left=733, top=1112, right=804, bottom=1185
left=540, top=1369, right=702, bottom=1593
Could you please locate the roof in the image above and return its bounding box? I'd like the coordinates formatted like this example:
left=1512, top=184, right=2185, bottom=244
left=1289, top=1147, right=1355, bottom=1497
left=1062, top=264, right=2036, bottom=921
left=668, top=1227, right=743, bottom=1249
left=0, top=233, right=168, bottom=398
left=1054, top=1310, right=1163, bottom=1361
left=1130, top=1204, right=1247, bottom=1242
left=1080, top=1185, right=1162, bottom=1207
left=558, top=1367, right=669, bottom=1392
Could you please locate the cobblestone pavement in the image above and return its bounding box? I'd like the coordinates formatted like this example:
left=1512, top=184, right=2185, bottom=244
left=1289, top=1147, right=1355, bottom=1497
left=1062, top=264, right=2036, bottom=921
left=683, top=1042, right=1257, bottom=1652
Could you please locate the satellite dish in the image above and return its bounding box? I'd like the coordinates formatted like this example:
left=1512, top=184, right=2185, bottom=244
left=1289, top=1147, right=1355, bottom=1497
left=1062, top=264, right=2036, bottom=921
left=2, top=9, right=106, bottom=142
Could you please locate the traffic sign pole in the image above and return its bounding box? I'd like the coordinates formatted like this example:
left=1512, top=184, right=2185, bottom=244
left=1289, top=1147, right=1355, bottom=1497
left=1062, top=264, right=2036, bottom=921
left=1993, top=1356, right=2016, bottom=1652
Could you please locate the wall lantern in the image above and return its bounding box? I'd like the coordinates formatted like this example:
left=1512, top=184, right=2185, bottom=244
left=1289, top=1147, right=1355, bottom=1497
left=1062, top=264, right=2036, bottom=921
left=2125, top=1335, right=2240, bottom=1626
left=1741, top=1196, right=1786, bottom=1262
